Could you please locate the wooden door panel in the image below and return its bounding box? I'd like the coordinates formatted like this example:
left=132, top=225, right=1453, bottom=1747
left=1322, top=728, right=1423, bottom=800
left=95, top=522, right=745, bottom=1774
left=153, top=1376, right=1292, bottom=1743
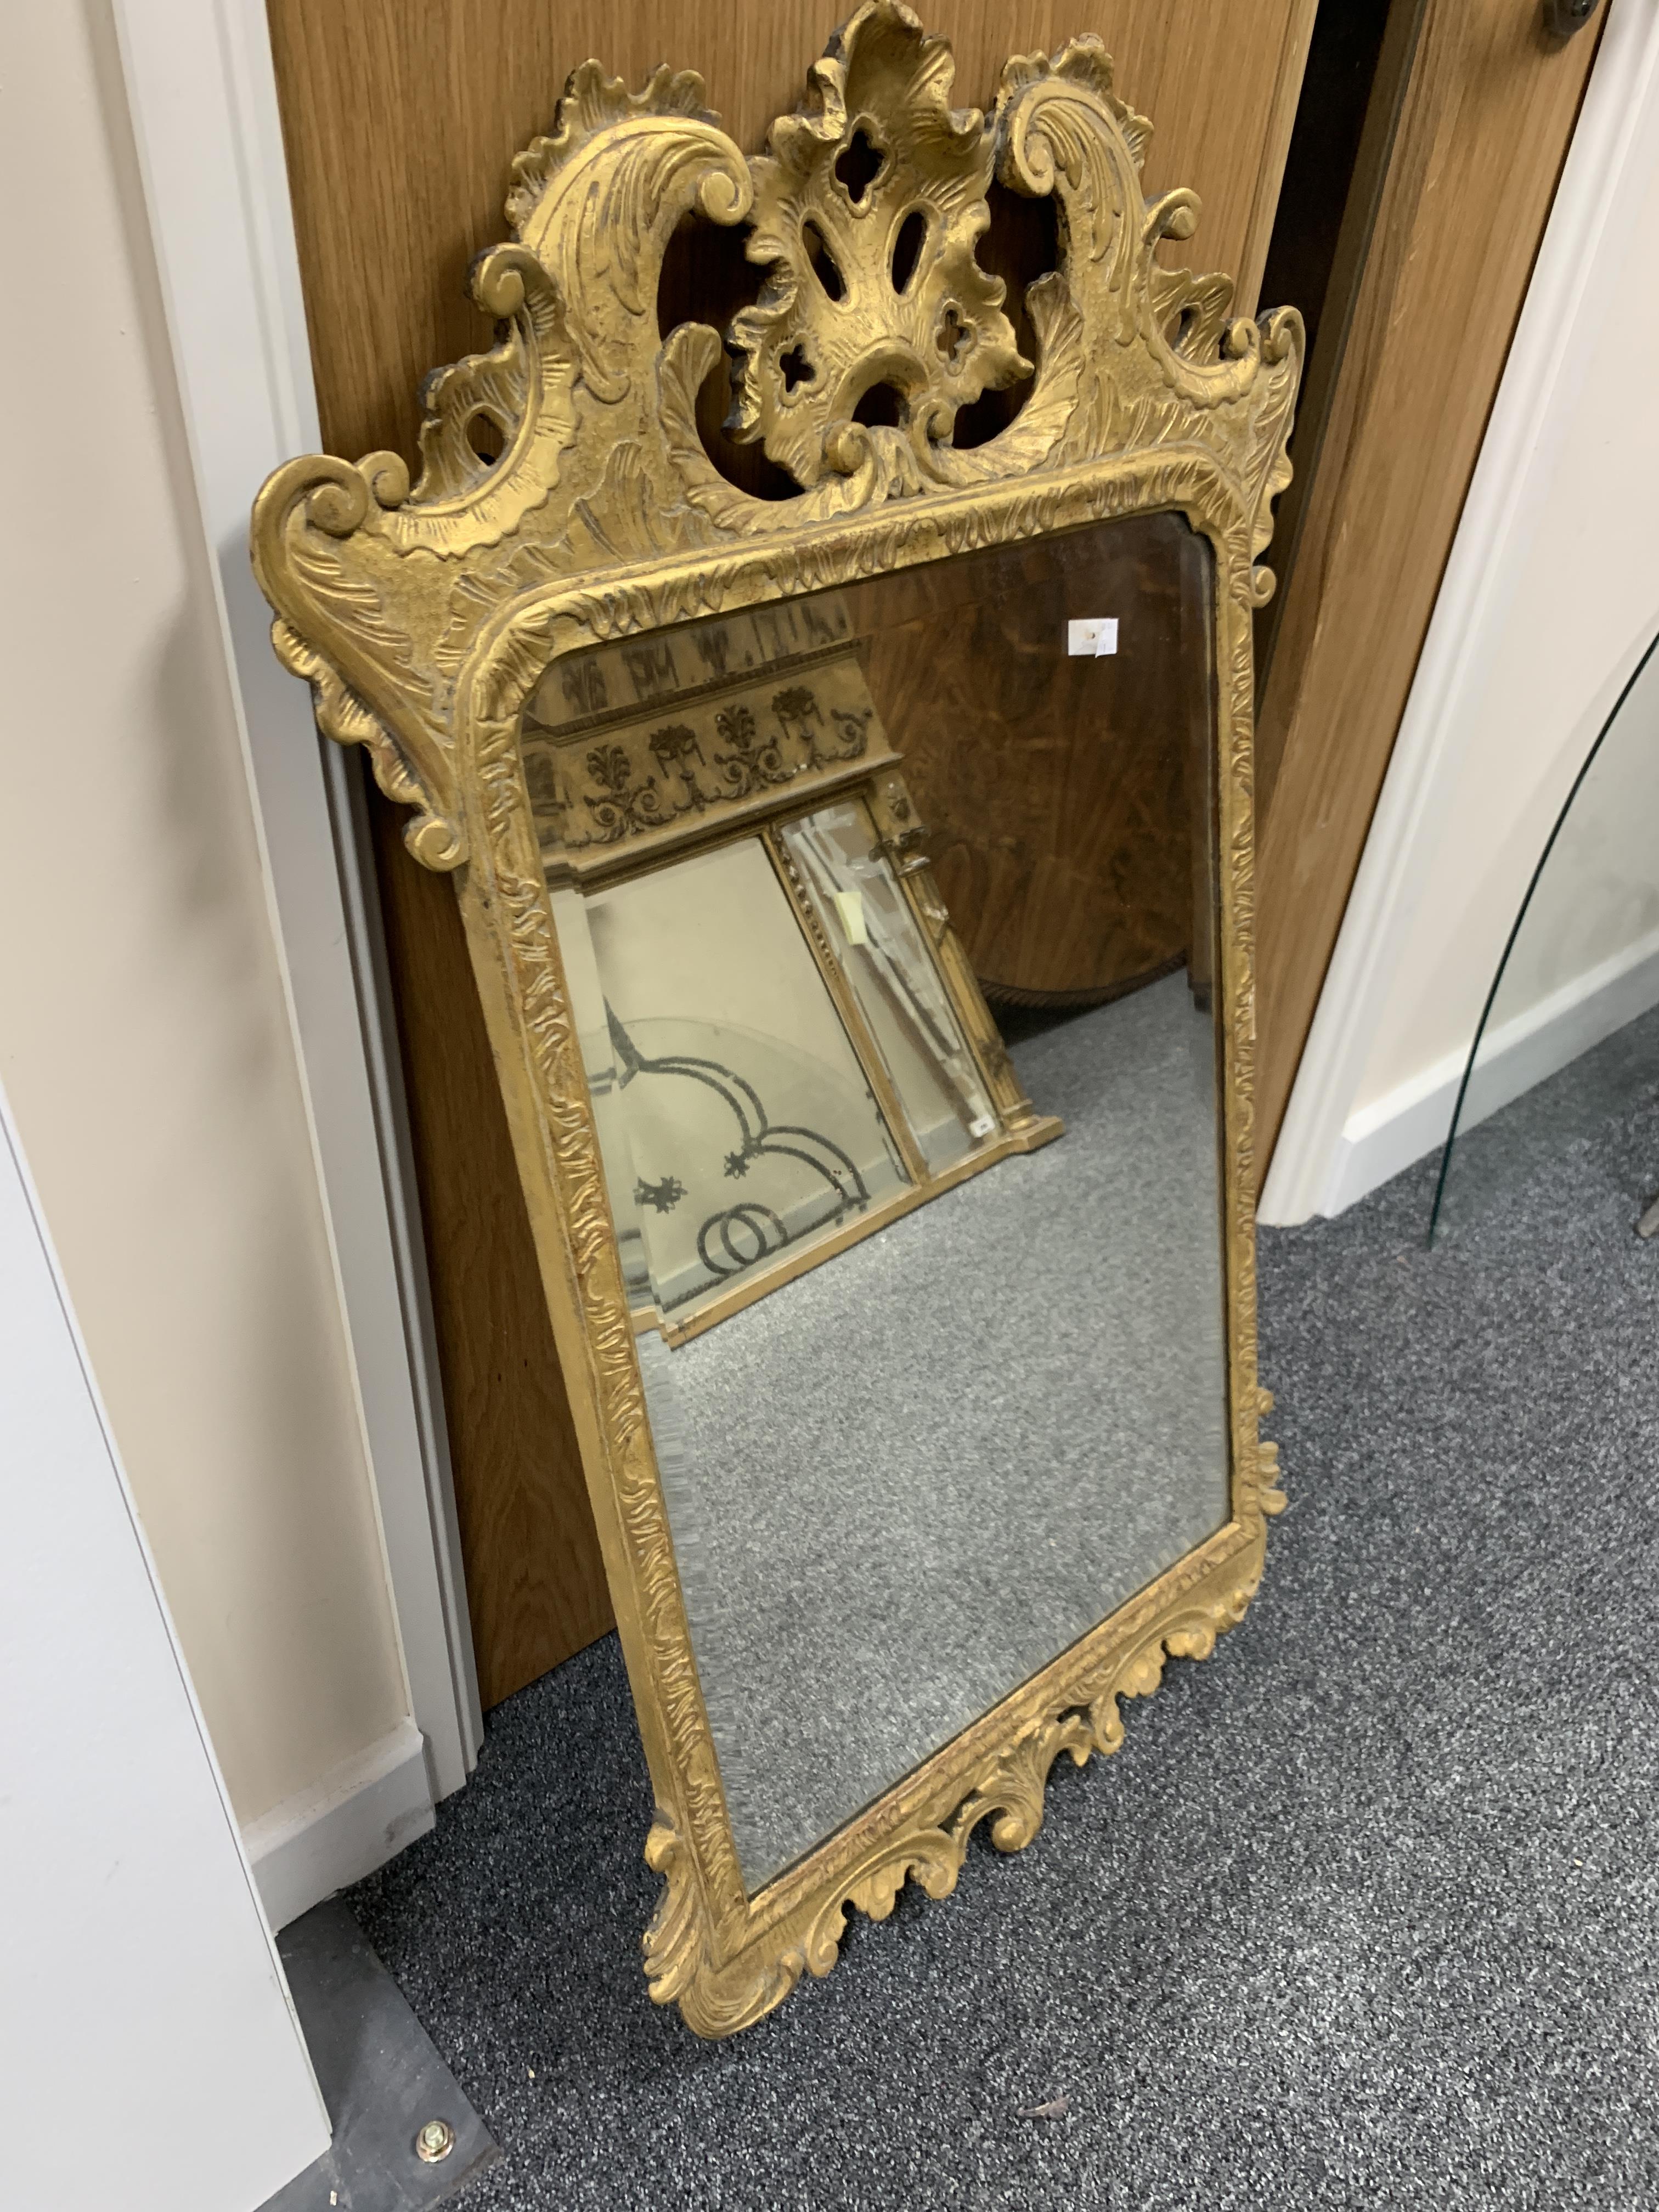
left=1254, top=0, right=1599, bottom=1163
left=268, top=1, right=1317, bottom=466
left=266, top=0, right=1316, bottom=1704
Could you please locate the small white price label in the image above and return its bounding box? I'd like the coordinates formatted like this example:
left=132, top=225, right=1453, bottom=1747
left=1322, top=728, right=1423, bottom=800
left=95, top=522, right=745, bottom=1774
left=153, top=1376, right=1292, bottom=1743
left=1066, top=617, right=1119, bottom=657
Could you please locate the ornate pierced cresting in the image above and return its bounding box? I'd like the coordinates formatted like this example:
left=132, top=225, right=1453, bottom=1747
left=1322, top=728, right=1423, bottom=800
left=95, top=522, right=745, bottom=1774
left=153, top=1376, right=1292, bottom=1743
left=726, top=4, right=1032, bottom=482
left=252, top=2, right=1301, bottom=2038
left=252, top=3, right=1299, bottom=876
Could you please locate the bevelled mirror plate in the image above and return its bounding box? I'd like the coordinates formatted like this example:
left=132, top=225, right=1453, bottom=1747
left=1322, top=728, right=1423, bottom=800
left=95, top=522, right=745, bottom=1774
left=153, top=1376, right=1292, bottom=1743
left=252, top=2, right=1300, bottom=2034
left=524, top=532, right=1227, bottom=1891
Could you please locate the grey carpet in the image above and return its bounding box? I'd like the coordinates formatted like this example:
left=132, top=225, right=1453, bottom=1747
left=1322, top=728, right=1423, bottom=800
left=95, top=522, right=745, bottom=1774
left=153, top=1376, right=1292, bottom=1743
left=1435, top=1001, right=1659, bottom=1238
left=653, top=972, right=1227, bottom=1887
left=347, top=1018, right=1659, bottom=2211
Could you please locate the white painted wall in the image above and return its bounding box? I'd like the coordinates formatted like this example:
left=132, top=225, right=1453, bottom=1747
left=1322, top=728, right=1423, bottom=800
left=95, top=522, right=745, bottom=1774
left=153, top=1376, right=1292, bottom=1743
left=1494, top=651, right=1659, bottom=1025
left=111, top=0, right=482, bottom=1812
left=1261, top=0, right=1659, bottom=1223
left=0, top=0, right=422, bottom=1903
left=0, top=1085, right=328, bottom=2212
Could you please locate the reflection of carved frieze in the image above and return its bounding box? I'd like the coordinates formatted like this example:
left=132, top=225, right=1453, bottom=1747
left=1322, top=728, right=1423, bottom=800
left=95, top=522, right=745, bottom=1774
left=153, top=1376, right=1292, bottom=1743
left=710, top=704, right=788, bottom=795
left=649, top=724, right=703, bottom=778
left=523, top=597, right=854, bottom=741
left=523, top=646, right=891, bottom=864
left=769, top=685, right=873, bottom=766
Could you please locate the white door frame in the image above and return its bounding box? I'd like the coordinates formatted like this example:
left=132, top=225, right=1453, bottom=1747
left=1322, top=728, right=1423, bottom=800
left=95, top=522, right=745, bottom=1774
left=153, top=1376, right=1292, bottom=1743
left=110, top=0, right=482, bottom=1798
left=1261, top=0, right=1659, bottom=1223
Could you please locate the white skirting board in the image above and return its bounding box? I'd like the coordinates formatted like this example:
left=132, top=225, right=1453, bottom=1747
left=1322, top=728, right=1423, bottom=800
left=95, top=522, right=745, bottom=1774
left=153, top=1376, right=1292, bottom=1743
left=244, top=1719, right=436, bottom=1930
left=1307, top=927, right=1659, bottom=1220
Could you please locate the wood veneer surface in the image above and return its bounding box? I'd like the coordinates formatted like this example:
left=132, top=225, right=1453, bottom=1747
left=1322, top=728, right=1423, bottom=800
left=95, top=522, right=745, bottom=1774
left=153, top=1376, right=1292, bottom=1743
left=1254, top=0, right=1598, bottom=1164
left=266, top=0, right=1315, bottom=1702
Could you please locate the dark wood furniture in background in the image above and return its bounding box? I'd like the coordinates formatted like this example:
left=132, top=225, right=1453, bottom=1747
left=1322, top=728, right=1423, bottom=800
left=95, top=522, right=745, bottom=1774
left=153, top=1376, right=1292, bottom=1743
left=861, top=518, right=1212, bottom=1007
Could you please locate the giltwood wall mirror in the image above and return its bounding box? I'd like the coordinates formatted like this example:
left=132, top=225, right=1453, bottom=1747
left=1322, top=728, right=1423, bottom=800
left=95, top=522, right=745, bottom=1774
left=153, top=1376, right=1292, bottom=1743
left=255, top=2, right=1300, bottom=2036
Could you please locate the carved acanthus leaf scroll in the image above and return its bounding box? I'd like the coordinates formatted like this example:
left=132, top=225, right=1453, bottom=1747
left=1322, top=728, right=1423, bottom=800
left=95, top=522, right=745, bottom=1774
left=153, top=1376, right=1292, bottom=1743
left=642, top=1561, right=1260, bottom=2036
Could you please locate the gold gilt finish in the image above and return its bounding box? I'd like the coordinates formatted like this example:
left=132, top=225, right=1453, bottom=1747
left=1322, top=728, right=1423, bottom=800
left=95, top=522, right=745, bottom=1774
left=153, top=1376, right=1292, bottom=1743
left=252, top=2, right=1299, bottom=2036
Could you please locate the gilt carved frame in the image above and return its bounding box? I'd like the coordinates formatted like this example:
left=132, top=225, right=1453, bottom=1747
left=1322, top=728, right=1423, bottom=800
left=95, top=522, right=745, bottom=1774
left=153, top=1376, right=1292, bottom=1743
left=252, top=3, right=1299, bottom=2036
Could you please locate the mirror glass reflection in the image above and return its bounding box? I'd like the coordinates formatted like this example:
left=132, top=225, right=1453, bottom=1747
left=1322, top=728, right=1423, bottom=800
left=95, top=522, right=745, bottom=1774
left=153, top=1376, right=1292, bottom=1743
left=522, top=519, right=1232, bottom=1888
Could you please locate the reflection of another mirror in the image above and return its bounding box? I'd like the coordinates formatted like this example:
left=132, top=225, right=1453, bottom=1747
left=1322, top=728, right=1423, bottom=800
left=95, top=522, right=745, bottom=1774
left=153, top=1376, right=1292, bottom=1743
left=554, top=805, right=1015, bottom=1343
left=779, top=803, right=998, bottom=1172
left=555, top=835, right=910, bottom=1338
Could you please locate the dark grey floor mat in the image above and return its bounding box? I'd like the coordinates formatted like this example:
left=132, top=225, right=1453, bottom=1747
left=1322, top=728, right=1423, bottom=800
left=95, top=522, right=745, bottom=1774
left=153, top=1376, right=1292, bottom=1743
left=262, top=1901, right=498, bottom=2210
